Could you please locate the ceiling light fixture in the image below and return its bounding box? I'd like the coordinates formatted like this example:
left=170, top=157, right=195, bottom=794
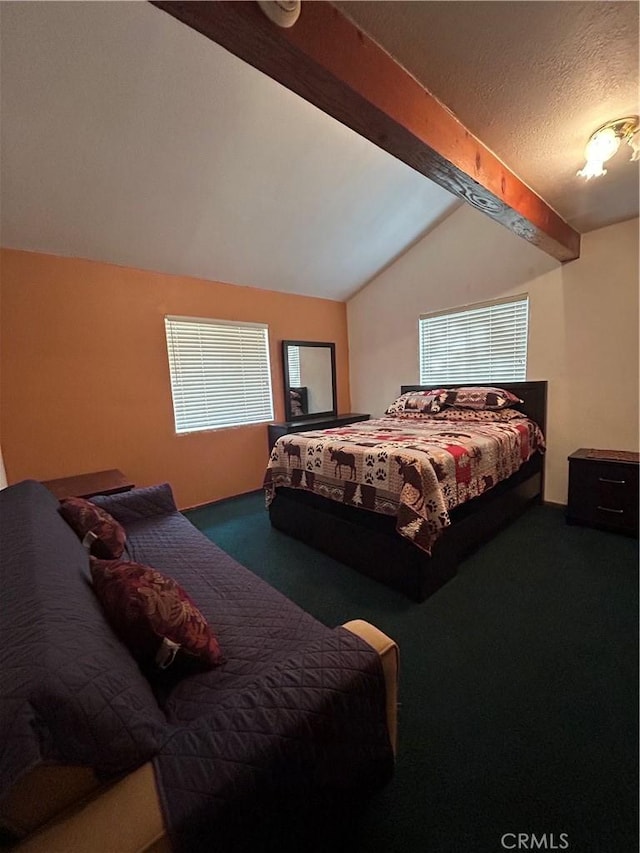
left=577, top=116, right=640, bottom=180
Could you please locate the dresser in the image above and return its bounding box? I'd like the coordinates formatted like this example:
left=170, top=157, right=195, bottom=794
left=268, top=413, right=370, bottom=451
left=566, top=449, right=639, bottom=535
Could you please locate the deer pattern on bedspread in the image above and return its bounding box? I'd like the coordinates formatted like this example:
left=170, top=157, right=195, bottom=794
left=264, top=416, right=545, bottom=554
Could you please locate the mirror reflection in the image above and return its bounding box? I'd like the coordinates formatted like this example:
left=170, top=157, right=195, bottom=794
left=282, top=341, right=337, bottom=421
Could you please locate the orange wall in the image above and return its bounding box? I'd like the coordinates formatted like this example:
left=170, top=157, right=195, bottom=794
left=0, top=249, right=351, bottom=508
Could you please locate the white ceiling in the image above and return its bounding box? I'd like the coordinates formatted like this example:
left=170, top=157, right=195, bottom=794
left=0, top=1, right=458, bottom=302
left=337, top=0, right=640, bottom=233
left=2, top=2, right=637, bottom=303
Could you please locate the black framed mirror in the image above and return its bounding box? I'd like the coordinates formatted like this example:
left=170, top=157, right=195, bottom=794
left=282, top=340, right=337, bottom=421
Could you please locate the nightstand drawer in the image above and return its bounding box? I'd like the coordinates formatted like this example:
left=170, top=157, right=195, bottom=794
left=567, top=451, right=639, bottom=534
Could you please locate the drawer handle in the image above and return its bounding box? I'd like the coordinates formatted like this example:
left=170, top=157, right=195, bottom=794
left=597, top=506, right=624, bottom=515
left=598, top=477, right=626, bottom=485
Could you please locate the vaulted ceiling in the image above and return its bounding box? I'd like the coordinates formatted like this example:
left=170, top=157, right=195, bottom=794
left=1, top=2, right=638, bottom=301
left=0, top=1, right=457, bottom=301
left=337, top=0, right=639, bottom=234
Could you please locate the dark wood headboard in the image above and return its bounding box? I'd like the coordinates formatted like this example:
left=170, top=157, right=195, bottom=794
left=400, top=381, right=548, bottom=433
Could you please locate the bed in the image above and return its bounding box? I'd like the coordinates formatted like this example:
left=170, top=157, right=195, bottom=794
left=264, top=382, right=547, bottom=602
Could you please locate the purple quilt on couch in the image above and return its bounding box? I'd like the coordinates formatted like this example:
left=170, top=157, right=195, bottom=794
left=0, top=481, right=393, bottom=851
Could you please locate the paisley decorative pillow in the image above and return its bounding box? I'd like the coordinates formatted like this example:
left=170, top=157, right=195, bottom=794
left=59, top=497, right=126, bottom=559
left=90, top=558, right=223, bottom=670
left=441, top=386, right=523, bottom=410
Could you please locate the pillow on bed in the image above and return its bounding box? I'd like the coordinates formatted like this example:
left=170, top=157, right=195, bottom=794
left=90, top=558, right=223, bottom=671
left=59, top=497, right=126, bottom=559
left=385, top=390, right=448, bottom=416
left=423, top=407, right=527, bottom=422
left=441, top=386, right=522, bottom=410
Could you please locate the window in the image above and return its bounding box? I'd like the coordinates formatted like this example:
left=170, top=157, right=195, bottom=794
left=287, top=345, right=301, bottom=386
left=164, top=316, right=274, bottom=433
left=419, top=295, right=529, bottom=384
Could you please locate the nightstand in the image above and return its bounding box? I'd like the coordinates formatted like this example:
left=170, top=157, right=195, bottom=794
left=268, top=413, right=370, bottom=451
left=567, top=449, right=639, bottom=535
left=42, top=469, right=134, bottom=501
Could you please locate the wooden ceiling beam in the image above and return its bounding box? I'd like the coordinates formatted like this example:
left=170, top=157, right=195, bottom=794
left=151, top=0, right=580, bottom=262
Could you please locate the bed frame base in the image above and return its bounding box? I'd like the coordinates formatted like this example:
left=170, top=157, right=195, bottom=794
left=269, top=461, right=542, bottom=602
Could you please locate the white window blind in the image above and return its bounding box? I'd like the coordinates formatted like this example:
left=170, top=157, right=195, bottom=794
left=419, top=295, right=529, bottom=384
left=287, top=345, right=301, bottom=386
left=165, top=316, right=274, bottom=433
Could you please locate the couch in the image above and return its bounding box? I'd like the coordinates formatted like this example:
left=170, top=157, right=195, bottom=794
left=0, top=480, right=398, bottom=852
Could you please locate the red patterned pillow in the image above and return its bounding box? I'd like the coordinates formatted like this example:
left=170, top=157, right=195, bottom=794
left=386, top=390, right=448, bottom=416
left=441, top=386, right=523, bottom=410
left=90, top=558, right=223, bottom=670
left=59, top=497, right=126, bottom=559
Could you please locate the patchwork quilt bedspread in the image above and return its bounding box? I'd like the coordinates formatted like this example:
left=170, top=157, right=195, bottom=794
left=264, top=414, right=545, bottom=554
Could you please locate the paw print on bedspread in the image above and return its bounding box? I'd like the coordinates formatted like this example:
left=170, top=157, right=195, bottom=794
left=365, top=454, right=375, bottom=468
left=375, top=468, right=387, bottom=481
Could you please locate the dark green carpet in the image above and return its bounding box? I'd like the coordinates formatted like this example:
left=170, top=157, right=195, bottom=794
left=186, top=496, right=639, bottom=852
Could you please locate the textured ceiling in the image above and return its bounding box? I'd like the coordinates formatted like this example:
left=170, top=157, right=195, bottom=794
left=337, top=0, right=639, bottom=232
left=0, top=2, right=457, bottom=301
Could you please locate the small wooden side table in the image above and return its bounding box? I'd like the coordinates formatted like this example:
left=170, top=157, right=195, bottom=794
left=566, top=449, right=639, bottom=535
left=42, top=469, right=134, bottom=501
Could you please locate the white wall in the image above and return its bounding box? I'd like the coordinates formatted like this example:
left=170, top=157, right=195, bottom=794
left=347, top=207, right=639, bottom=504
left=299, top=346, right=334, bottom=413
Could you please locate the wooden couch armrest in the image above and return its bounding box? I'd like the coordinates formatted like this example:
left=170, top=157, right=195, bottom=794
left=342, top=619, right=399, bottom=754
left=12, top=764, right=169, bottom=853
